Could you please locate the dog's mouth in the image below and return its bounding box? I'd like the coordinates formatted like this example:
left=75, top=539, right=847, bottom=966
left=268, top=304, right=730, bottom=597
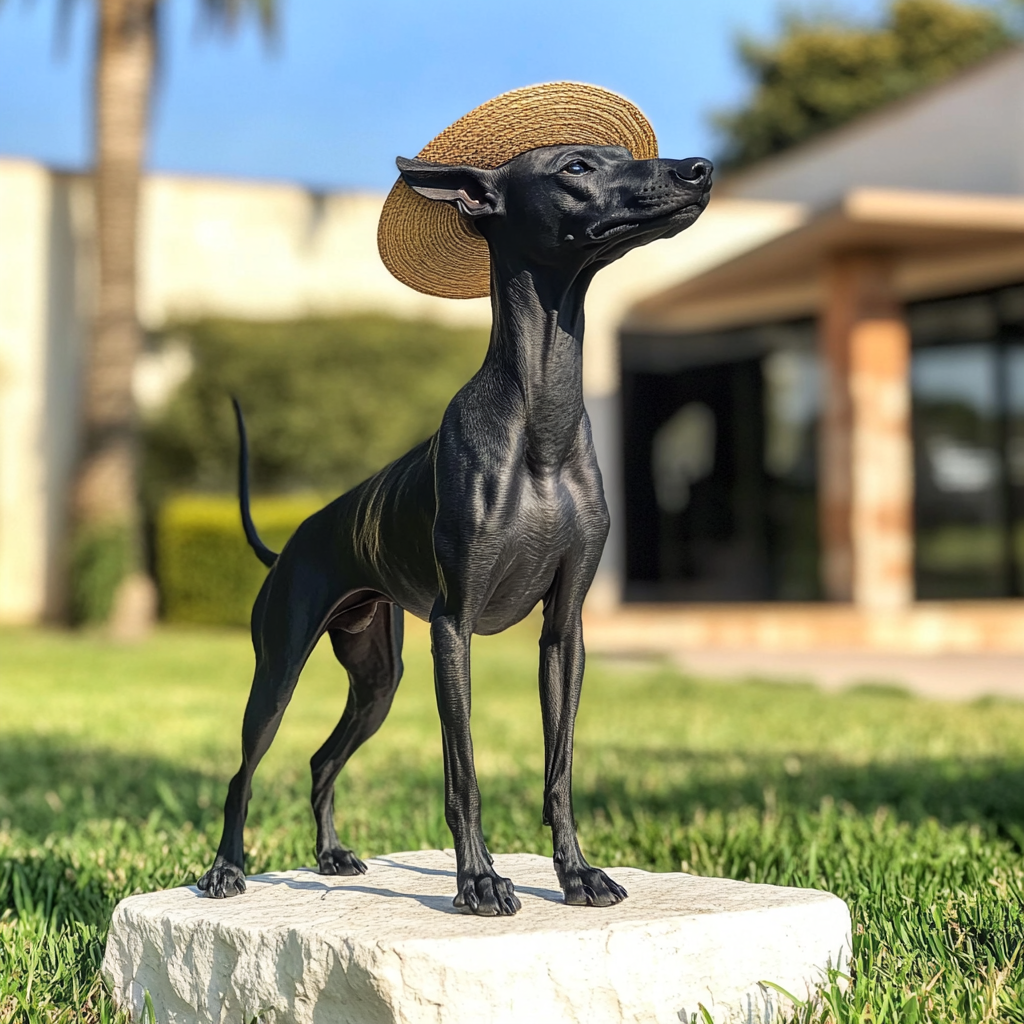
left=584, top=193, right=710, bottom=244
left=586, top=220, right=643, bottom=242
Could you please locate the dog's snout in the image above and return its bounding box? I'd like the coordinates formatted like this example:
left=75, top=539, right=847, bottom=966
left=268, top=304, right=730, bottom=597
left=671, top=158, right=713, bottom=186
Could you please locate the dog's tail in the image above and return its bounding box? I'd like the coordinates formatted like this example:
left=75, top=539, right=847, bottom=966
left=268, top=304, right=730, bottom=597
left=232, top=397, right=278, bottom=568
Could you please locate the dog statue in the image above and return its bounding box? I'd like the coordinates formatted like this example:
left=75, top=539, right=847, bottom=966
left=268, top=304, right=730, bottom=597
left=198, top=83, right=712, bottom=916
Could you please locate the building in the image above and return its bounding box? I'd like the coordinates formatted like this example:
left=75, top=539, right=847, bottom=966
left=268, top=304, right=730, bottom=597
left=0, top=165, right=484, bottom=624
left=0, top=158, right=792, bottom=624
left=4, top=48, right=1024, bottom=650
left=601, top=46, right=1024, bottom=652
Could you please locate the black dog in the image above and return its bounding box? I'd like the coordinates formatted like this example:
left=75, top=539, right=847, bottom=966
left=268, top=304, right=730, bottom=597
left=198, top=144, right=712, bottom=915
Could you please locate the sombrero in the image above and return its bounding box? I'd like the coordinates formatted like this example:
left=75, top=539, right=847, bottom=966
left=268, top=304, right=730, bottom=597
left=377, top=82, right=658, bottom=300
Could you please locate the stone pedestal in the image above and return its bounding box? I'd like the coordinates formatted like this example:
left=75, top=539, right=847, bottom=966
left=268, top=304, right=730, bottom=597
left=102, top=850, right=851, bottom=1024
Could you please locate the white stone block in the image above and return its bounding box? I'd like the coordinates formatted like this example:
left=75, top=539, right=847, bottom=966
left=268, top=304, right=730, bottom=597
left=102, top=850, right=851, bottom=1024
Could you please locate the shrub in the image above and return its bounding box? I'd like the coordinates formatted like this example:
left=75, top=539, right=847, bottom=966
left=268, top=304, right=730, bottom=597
left=157, top=493, right=326, bottom=626
left=142, top=315, right=488, bottom=504
left=70, top=522, right=133, bottom=625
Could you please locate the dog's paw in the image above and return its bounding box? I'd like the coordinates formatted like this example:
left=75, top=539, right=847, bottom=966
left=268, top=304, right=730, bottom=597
left=453, top=871, right=521, bottom=916
left=557, top=863, right=627, bottom=907
left=317, top=847, right=367, bottom=876
left=197, top=860, right=246, bottom=898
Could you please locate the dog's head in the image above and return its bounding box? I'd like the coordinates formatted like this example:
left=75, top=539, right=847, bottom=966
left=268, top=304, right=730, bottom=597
left=397, top=144, right=712, bottom=276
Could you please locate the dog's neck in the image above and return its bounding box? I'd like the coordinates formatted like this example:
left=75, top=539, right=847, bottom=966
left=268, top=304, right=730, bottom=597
left=482, top=253, right=597, bottom=468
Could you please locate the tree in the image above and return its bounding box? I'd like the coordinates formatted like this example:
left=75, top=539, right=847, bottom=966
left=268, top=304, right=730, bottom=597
left=64, top=0, right=275, bottom=633
left=714, top=0, right=1012, bottom=170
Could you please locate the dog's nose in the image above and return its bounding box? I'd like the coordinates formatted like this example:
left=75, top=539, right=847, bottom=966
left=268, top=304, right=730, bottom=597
left=671, top=158, right=713, bottom=186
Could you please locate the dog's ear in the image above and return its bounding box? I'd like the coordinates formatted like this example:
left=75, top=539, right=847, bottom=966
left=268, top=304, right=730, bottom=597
left=396, top=157, right=503, bottom=220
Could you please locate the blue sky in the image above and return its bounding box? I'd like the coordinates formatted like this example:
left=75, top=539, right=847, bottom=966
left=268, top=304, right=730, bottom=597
left=0, top=0, right=884, bottom=192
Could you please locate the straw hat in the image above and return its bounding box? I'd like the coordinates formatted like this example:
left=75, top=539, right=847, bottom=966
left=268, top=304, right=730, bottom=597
left=377, top=82, right=658, bottom=300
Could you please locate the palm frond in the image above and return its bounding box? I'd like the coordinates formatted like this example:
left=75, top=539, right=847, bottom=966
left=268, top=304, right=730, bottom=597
left=54, top=0, right=80, bottom=54
left=0, top=0, right=91, bottom=58
left=197, top=0, right=277, bottom=38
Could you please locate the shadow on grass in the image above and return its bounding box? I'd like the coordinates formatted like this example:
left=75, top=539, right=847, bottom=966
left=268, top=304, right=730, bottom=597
left=575, top=746, right=1024, bottom=837
left=0, top=735, right=229, bottom=839
left=4, top=732, right=1024, bottom=941
left=4, top=734, right=1024, bottom=843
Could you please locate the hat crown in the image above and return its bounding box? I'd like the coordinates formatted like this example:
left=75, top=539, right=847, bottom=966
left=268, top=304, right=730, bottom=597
left=378, top=82, right=658, bottom=300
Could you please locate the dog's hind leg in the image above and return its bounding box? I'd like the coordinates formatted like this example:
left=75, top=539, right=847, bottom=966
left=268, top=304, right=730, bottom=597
left=309, top=602, right=404, bottom=876
left=540, top=567, right=628, bottom=907
left=198, top=559, right=340, bottom=898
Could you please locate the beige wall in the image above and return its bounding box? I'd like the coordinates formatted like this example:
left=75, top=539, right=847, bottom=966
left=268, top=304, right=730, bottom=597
left=0, top=157, right=800, bottom=622
left=0, top=162, right=92, bottom=623
left=138, top=176, right=492, bottom=329
left=0, top=161, right=498, bottom=624
left=0, top=161, right=50, bottom=623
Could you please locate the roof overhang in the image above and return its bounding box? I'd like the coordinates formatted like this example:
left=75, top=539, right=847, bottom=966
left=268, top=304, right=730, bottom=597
left=627, top=189, right=1024, bottom=334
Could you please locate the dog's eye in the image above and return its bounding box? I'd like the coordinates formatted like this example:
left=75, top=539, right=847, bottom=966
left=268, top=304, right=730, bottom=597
left=561, top=160, right=591, bottom=175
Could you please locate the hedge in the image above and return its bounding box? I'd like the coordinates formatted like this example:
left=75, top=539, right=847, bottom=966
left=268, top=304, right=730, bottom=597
left=157, top=492, right=326, bottom=627
left=142, top=315, right=488, bottom=505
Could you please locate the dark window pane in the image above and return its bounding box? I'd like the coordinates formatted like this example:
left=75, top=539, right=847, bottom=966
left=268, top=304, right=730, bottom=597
left=621, top=320, right=819, bottom=602
left=908, top=295, right=997, bottom=344
left=997, top=287, right=1024, bottom=327
left=1009, top=345, right=1024, bottom=593
left=763, top=349, right=821, bottom=599
left=912, top=344, right=1004, bottom=598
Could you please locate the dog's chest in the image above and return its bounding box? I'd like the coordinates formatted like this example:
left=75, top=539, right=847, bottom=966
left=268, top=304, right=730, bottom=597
left=506, top=461, right=597, bottom=543
left=474, top=467, right=605, bottom=633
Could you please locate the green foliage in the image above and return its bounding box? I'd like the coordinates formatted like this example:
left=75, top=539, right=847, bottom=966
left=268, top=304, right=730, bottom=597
left=69, top=524, right=133, bottom=626
left=142, top=315, right=488, bottom=503
left=714, top=0, right=1012, bottom=169
left=156, top=492, right=324, bottom=626
left=4, top=622, right=1024, bottom=1018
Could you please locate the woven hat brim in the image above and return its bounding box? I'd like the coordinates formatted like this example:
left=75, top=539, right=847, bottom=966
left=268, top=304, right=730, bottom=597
left=378, top=82, right=658, bottom=300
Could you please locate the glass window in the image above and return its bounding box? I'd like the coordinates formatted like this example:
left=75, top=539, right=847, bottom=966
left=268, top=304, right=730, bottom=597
left=1008, top=345, right=1024, bottom=594
left=622, top=284, right=1024, bottom=603
left=621, top=320, right=819, bottom=602
left=908, top=295, right=997, bottom=344
left=763, top=349, right=820, bottom=599
left=912, top=344, right=1004, bottom=597
left=910, top=284, right=1024, bottom=600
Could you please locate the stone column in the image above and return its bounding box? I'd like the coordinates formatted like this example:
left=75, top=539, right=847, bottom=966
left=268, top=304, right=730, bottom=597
left=818, top=251, right=913, bottom=608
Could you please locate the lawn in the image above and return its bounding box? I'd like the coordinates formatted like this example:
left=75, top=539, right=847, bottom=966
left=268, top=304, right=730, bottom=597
left=2, top=616, right=1024, bottom=1022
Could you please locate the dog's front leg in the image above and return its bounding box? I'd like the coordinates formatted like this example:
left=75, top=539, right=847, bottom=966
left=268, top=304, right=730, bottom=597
left=540, top=577, right=628, bottom=907
left=430, top=608, right=522, bottom=916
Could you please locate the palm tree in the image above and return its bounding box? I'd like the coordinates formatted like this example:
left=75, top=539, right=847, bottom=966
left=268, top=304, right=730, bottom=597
left=69, top=0, right=275, bottom=634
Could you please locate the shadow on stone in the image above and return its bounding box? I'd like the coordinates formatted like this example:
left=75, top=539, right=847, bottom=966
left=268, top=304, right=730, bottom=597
left=248, top=863, right=565, bottom=908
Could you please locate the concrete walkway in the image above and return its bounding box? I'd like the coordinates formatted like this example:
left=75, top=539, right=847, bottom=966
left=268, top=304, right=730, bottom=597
left=668, top=649, right=1024, bottom=701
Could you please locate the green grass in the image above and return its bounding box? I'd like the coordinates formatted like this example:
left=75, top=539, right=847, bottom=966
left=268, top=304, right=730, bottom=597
left=3, top=617, right=1024, bottom=1021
